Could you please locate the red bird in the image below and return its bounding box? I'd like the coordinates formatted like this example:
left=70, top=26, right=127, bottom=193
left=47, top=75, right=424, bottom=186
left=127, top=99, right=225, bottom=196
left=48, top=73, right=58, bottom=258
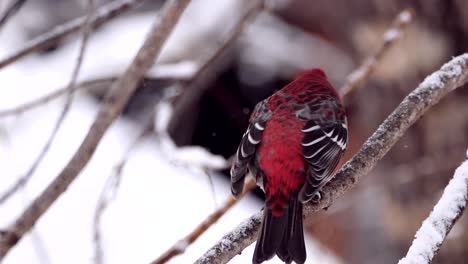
left=231, top=69, right=348, bottom=264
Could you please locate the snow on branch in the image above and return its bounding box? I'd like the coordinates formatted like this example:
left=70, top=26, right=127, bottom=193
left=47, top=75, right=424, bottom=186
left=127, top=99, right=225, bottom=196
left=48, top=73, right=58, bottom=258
left=340, top=9, right=413, bottom=97
left=194, top=54, right=468, bottom=264
left=398, top=151, right=468, bottom=264
left=0, top=0, right=191, bottom=260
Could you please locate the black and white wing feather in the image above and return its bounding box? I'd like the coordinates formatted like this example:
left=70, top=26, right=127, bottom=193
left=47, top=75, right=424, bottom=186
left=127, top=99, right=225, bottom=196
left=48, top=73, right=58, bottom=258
left=230, top=101, right=270, bottom=197
left=298, top=111, right=348, bottom=203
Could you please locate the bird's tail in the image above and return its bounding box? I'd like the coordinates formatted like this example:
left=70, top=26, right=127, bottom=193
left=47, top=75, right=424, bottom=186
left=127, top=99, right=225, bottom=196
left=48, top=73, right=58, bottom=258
left=253, top=197, right=306, bottom=264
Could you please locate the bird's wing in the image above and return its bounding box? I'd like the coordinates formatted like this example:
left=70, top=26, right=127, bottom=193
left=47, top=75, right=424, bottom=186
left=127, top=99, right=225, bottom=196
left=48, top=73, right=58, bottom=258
left=296, top=100, right=348, bottom=202
left=230, top=101, right=271, bottom=197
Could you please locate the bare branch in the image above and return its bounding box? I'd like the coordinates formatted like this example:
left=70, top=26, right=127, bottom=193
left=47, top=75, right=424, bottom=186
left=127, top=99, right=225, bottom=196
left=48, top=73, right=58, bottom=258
left=167, top=0, right=264, bottom=143
left=0, top=0, right=191, bottom=259
left=0, top=0, right=96, bottom=206
left=398, top=151, right=468, bottom=264
left=0, top=64, right=196, bottom=118
left=194, top=54, right=468, bottom=264
left=152, top=177, right=256, bottom=264
left=0, top=78, right=114, bottom=118
left=0, top=0, right=27, bottom=30
left=93, top=117, right=154, bottom=264
left=0, top=0, right=146, bottom=70
left=340, top=9, right=413, bottom=97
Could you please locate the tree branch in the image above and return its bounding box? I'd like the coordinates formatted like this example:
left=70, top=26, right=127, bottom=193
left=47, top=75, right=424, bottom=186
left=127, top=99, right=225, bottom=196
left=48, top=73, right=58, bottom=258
left=194, top=54, right=468, bottom=264
left=0, top=0, right=146, bottom=70
left=167, top=0, right=264, bottom=144
left=0, top=0, right=27, bottom=30
left=151, top=178, right=256, bottom=264
left=398, top=150, right=468, bottom=264
left=0, top=78, right=114, bottom=118
left=93, top=116, right=154, bottom=264
left=0, top=0, right=96, bottom=206
left=340, top=9, right=413, bottom=97
left=0, top=0, right=191, bottom=259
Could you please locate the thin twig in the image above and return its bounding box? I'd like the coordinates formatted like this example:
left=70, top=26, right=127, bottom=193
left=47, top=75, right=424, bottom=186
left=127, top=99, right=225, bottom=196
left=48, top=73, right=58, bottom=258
left=167, top=0, right=264, bottom=143
left=0, top=66, right=194, bottom=118
left=398, top=150, right=468, bottom=264
left=0, top=0, right=27, bottom=30
left=0, top=0, right=96, bottom=206
left=152, top=177, right=256, bottom=264
left=0, top=0, right=191, bottom=259
left=0, top=0, right=146, bottom=70
left=340, top=9, right=413, bottom=97
left=93, top=118, right=154, bottom=264
left=93, top=87, right=182, bottom=264
left=194, top=54, right=468, bottom=264
left=0, top=78, right=113, bottom=119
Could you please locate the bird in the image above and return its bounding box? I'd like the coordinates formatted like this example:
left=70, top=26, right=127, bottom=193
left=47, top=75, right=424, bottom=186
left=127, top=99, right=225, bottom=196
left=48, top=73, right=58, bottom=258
left=230, top=68, right=348, bottom=264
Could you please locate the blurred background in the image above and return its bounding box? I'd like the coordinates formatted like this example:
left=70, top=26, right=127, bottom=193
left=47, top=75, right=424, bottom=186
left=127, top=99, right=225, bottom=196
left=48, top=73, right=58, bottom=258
left=0, top=0, right=467, bottom=263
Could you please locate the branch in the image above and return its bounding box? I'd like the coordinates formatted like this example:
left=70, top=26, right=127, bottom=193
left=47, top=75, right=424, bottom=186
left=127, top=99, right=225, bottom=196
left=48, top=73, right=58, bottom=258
left=0, top=62, right=196, bottom=118
left=194, top=54, right=468, bottom=264
left=0, top=78, right=113, bottom=118
left=93, top=117, right=154, bottom=264
left=0, top=0, right=191, bottom=259
left=151, top=178, right=256, bottom=264
left=0, top=0, right=146, bottom=70
left=0, top=0, right=96, bottom=206
left=340, top=9, right=413, bottom=97
left=167, top=0, right=264, bottom=144
left=398, top=150, right=468, bottom=264
left=0, top=0, right=27, bottom=30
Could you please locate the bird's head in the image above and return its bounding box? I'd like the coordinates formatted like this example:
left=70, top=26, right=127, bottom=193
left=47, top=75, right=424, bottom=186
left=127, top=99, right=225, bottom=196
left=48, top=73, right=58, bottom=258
left=295, top=68, right=327, bottom=80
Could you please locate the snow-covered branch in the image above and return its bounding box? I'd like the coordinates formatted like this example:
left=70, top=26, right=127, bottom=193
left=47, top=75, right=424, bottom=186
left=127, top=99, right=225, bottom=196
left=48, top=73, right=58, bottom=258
left=340, top=9, right=413, bottom=97
left=398, top=151, right=468, bottom=264
left=194, top=54, right=468, bottom=264
left=0, top=0, right=191, bottom=260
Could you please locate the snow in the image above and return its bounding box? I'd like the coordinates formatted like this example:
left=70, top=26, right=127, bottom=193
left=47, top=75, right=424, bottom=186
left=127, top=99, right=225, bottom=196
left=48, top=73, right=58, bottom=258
left=146, top=61, right=198, bottom=80
left=154, top=100, right=174, bottom=134
left=399, top=10, right=413, bottom=24
left=398, top=154, right=468, bottom=264
left=420, top=53, right=468, bottom=91
left=383, top=29, right=400, bottom=42
left=383, top=10, right=412, bottom=42
left=0, top=1, right=345, bottom=263
left=174, top=239, right=189, bottom=253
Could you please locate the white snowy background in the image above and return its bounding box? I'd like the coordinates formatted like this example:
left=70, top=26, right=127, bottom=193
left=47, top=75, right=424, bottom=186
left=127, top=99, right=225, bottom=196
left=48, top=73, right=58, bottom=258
left=0, top=0, right=345, bottom=263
